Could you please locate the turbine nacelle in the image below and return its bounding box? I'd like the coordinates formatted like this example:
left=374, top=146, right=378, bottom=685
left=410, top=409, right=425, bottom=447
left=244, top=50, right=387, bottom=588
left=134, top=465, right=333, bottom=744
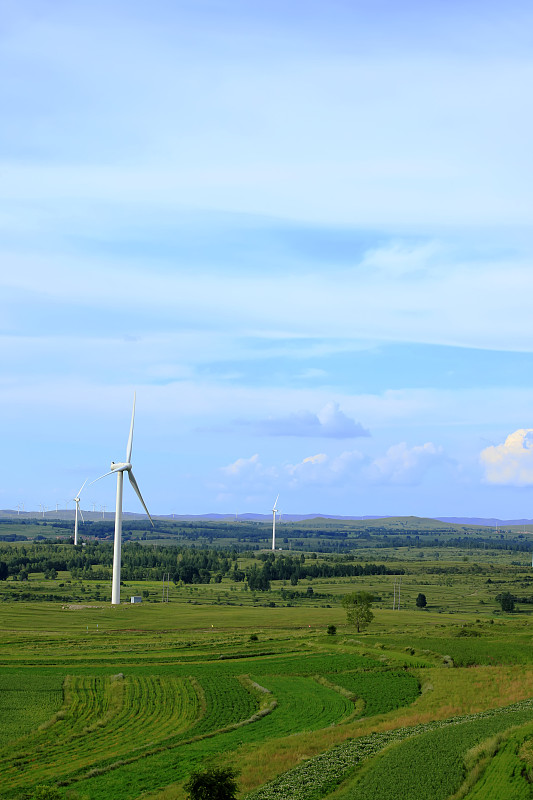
left=111, top=461, right=132, bottom=473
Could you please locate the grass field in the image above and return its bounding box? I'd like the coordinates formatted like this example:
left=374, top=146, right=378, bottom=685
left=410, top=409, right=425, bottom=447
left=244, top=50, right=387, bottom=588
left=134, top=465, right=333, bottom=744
left=1, top=526, right=533, bottom=799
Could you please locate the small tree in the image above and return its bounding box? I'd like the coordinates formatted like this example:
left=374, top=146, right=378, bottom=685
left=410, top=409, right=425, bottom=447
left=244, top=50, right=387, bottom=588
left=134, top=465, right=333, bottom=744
left=184, top=767, right=239, bottom=800
left=342, top=591, right=374, bottom=633
left=327, top=624, right=337, bottom=635
left=499, top=592, right=515, bottom=613
left=416, top=593, right=427, bottom=608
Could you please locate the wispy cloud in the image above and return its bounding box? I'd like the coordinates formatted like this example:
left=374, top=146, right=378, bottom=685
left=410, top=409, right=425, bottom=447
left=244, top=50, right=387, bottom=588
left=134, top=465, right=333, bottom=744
left=247, top=403, right=369, bottom=439
left=2, top=2, right=533, bottom=515
left=366, top=442, right=448, bottom=486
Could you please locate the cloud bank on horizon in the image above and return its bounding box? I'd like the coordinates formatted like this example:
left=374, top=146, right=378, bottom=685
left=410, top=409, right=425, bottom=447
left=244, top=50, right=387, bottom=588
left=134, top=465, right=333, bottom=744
left=1, top=1, right=533, bottom=517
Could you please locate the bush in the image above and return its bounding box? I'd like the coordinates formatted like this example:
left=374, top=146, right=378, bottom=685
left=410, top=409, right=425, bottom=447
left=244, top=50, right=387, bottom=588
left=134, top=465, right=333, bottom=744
left=327, top=624, right=337, bottom=635
left=184, top=767, right=239, bottom=800
left=32, top=787, right=62, bottom=800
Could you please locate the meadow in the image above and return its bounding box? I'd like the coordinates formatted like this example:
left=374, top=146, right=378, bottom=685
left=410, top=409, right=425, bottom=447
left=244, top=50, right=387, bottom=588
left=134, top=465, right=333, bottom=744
left=1, top=516, right=533, bottom=799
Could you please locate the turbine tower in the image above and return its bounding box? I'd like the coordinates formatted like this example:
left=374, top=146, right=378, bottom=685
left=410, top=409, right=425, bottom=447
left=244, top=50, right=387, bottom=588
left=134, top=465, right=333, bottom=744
left=92, top=393, right=153, bottom=605
left=272, top=494, right=279, bottom=551
left=73, top=480, right=87, bottom=546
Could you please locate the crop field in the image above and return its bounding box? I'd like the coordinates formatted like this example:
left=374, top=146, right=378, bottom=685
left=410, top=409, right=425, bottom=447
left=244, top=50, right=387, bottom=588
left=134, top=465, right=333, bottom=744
left=0, top=673, right=64, bottom=747
left=1, top=520, right=533, bottom=798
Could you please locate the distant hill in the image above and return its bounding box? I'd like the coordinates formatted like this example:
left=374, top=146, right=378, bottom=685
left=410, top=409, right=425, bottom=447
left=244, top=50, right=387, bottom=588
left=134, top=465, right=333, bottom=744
left=2, top=510, right=532, bottom=527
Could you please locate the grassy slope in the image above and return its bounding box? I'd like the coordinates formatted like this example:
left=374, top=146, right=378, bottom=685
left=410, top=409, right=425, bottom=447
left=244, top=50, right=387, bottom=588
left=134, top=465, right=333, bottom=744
left=2, top=561, right=533, bottom=799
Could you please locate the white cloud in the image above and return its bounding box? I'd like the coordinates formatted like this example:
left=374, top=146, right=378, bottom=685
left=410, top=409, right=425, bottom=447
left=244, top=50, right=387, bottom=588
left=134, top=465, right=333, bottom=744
left=221, top=454, right=263, bottom=478
left=286, top=450, right=365, bottom=487
left=366, top=442, right=446, bottom=486
left=219, top=454, right=278, bottom=491
left=480, top=429, right=533, bottom=485
left=252, top=402, right=369, bottom=439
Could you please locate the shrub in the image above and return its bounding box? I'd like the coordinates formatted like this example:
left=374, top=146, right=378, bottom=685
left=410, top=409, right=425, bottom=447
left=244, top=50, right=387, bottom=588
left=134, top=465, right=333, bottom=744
left=32, top=787, right=62, bottom=800
left=184, top=766, right=239, bottom=800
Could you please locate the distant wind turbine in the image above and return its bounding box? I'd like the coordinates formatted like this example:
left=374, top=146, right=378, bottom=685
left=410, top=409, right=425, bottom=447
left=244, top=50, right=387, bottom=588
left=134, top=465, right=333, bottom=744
left=91, top=393, right=153, bottom=605
left=272, top=494, right=279, bottom=551
left=73, top=480, right=87, bottom=546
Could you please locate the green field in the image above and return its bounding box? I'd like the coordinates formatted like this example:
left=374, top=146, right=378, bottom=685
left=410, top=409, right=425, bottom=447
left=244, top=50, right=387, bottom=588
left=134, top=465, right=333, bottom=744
left=1, top=517, right=533, bottom=798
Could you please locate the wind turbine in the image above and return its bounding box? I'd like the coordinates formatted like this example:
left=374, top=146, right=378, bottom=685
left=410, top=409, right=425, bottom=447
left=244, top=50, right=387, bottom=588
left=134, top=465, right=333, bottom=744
left=73, top=480, right=87, bottom=545
left=91, top=393, right=153, bottom=605
left=272, top=494, right=279, bottom=551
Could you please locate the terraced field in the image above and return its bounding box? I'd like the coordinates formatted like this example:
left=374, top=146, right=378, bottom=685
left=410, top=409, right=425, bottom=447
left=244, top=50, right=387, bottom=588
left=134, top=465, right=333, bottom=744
left=2, top=598, right=533, bottom=799
left=0, top=649, right=420, bottom=800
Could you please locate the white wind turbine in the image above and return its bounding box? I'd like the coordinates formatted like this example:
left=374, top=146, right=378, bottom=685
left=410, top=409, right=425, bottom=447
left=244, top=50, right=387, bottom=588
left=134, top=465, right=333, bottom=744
left=73, top=480, right=87, bottom=546
left=271, top=494, right=279, bottom=551
left=91, top=393, right=153, bottom=605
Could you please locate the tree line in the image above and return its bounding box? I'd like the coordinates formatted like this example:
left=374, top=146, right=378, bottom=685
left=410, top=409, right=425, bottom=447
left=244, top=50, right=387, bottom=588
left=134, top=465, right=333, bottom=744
left=0, top=542, right=403, bottom=589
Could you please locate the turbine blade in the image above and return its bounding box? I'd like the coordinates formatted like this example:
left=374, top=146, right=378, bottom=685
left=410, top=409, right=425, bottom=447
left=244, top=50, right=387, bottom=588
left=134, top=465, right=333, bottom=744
left=273, top=493, right=279, bottom=510
left=76, top=478, right=88, bottom=497
left=79, top=507, right=85, bottom=524
left=126, top=392, right=136, bottom=463
left=128, top=471, right=154, bottom=526
left=88, top=471, right=114, bottom=486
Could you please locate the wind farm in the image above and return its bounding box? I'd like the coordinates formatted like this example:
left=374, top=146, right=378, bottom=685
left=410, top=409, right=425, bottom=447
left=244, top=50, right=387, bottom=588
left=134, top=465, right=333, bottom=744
left=2, top=0, right=533, bottom=798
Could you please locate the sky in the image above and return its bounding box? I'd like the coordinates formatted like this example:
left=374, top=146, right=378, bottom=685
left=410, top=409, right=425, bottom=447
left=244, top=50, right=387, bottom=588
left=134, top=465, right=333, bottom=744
left=2, top=0, right=533, bottom=518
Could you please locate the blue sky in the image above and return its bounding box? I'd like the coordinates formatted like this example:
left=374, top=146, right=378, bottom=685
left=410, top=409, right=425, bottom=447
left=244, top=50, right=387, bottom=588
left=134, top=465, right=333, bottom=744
left=2, top=0, right=533, bottom=518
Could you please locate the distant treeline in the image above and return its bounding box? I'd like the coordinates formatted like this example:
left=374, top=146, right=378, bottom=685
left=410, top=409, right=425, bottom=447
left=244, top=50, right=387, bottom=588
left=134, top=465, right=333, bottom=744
left=0, top=518, right=532, bottom=556
left=0, top=541, right=403, bottom=589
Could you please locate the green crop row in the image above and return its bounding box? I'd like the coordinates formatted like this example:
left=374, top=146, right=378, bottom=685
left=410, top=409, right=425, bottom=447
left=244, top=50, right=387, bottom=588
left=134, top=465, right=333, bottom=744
left=67, top=673, right=355, bottom=800
left=0, top=670, right=267, bottom=798
left=0, top=673, right=64, bottom=747
left=246, top=699, right=533, bottom=800
left=331, top=669, right=419, bottom=716
left=463, top=720, right=533, bottom=800
left=0, top=674, right=203, bottom=793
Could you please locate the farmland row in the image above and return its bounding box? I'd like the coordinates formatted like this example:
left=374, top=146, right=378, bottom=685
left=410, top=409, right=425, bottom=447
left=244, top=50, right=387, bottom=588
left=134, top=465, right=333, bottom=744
left=0, top=673, right=64, bottom=747
left=1, top=674, right=209, bottom=794
left=245, top=699, right=533, bottom=800
left=65, top=673, right=356, bottom=800
left=462, top=720, right=533, bottom=800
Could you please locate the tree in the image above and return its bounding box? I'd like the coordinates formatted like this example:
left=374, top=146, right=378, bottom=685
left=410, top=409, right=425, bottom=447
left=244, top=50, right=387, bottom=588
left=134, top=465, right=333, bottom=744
left=498, top=592, right=515, bottom=613
left=0, top=561, right=8, bottom=580
left=342, top=591, right=374, bottom=633
left=327, top=624, right=337, bottom=635
left=184, top=767, right=239, bottom=800
left=416, top=593, right=427, bottom=608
